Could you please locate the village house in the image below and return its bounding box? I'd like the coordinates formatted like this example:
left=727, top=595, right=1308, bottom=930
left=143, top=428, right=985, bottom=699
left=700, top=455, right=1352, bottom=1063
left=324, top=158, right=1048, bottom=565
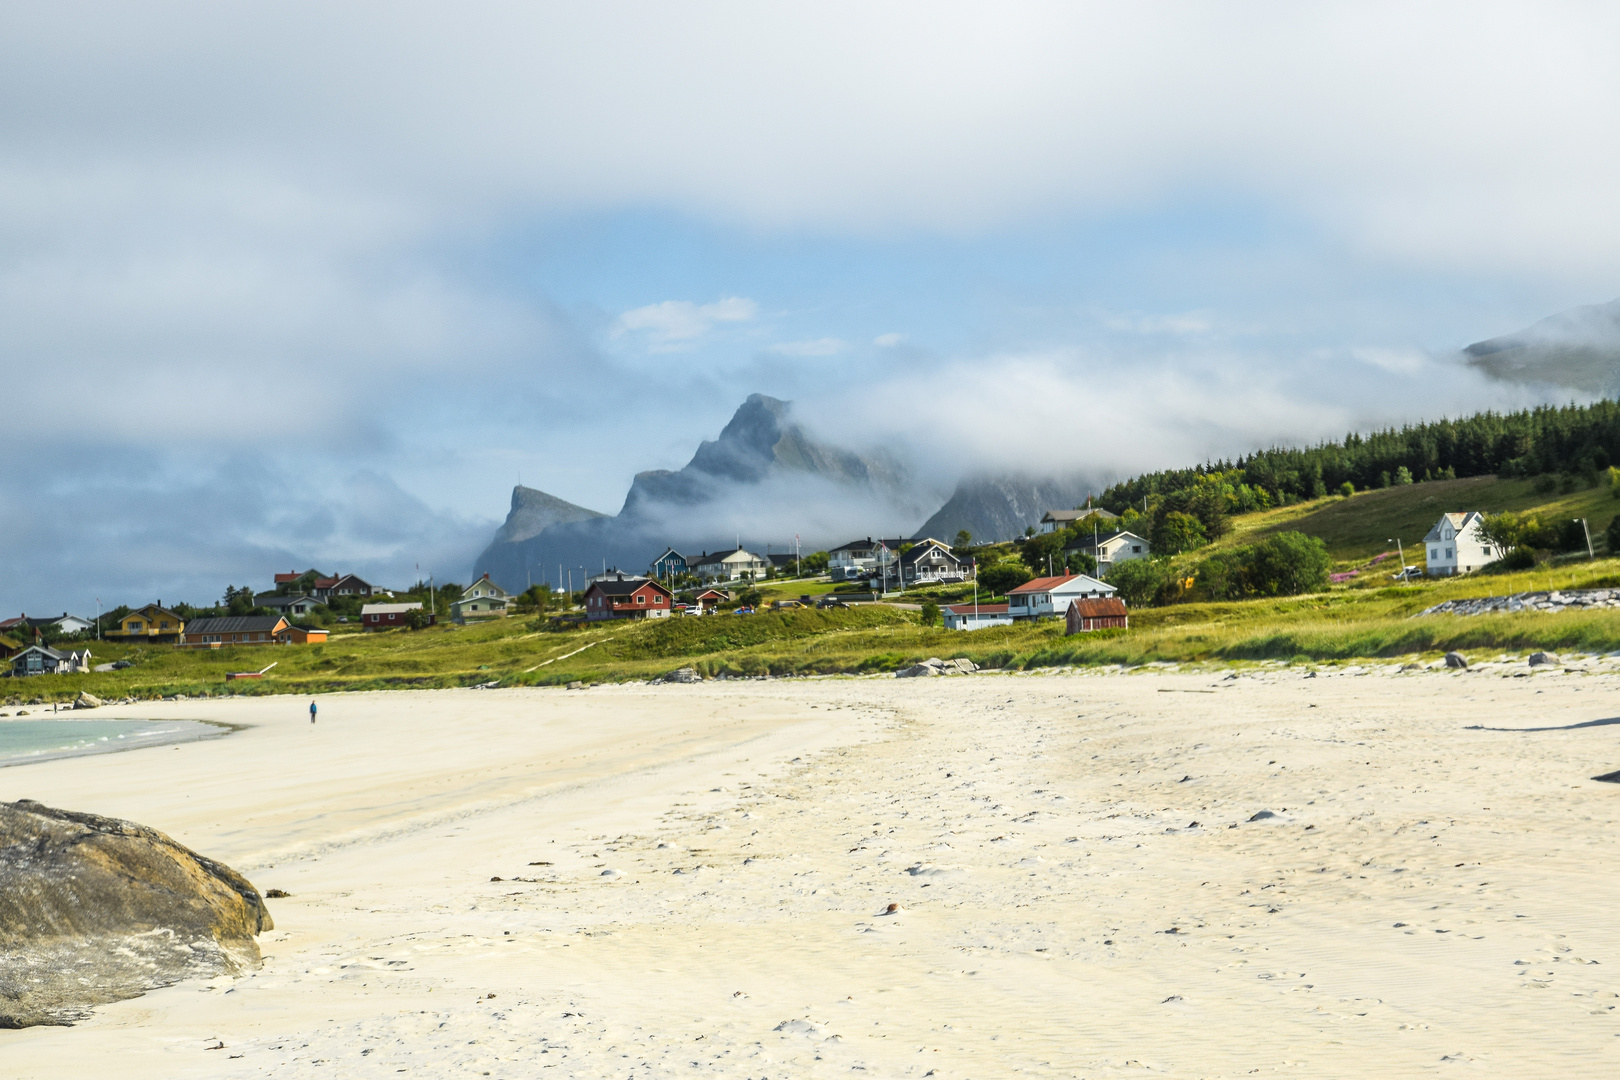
left=899, top=538, right=968, bottom=584
left=767, top=552, right=800, bottom=575
left=276, top=624, right=329, bottom=645
left=0, top=613, right=94, bottom=636
left=7, top=644, right=93, bottom=676
left=687, top=548, right=769, bottom=583
left=1066, top=597, right=1130, bottom=633
left=1039, top=507, right=1117, bottom=534
left=583, top=575, right=675, bottom=622
left=649, top=547, right=687, bottom=579
left=942, top=602, right=1013, bottom=631
left=692, top=588, right=730, bottom=613
left=254, top=593, right=324, bottom=617
left=1424, top=512, right=1496, bottom=576
left=827, top=538, right=887, bottom=581
left=452, top=575, right=511, bottom=624
left=272, top=571, right=388, bottom=600
left=106, top=603, right=185, bottom=644
left=1065, top=530, right=1151, bottom=577
left=0, top=634, right=20, bottom=660
left=182, top=615, right=290, bottom=648
left=1005, top=570, right=1117, bottom=621
left=361, top=602, right=424, bottom=630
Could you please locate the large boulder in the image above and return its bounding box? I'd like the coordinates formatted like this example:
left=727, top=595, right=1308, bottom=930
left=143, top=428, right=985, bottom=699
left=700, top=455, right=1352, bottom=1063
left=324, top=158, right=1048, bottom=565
left=72, top=692, right=102, bottom=710
left=0, top=799, right=273, bottom=1027
left=1444, top=651, right=1469, bottom=669
left=1528, top=651, right=1560, bottom=668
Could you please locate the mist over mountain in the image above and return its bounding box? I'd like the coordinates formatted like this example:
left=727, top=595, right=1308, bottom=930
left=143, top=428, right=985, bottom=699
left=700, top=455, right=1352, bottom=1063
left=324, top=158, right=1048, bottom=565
left=912, top=474, right=1097, bottom=545
left=472, top=394, right=932, bottom=591
left=1464, top=298, right=1620, bottom=396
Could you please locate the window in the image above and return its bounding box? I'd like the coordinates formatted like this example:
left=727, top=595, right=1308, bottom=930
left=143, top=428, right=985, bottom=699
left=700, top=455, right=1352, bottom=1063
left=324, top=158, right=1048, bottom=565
left=1132, top=546, right=1141, bottom=553
left=637, top=595, right=646, bottom=604
left=1446, top=547, right=1453, bottom=559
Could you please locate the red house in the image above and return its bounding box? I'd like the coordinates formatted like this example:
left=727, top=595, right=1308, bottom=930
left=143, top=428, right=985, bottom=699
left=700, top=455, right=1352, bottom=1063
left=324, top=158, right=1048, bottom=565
left=1065, top=597, right=1129, bottom=633
left=583, top=575, right=675, bottom=622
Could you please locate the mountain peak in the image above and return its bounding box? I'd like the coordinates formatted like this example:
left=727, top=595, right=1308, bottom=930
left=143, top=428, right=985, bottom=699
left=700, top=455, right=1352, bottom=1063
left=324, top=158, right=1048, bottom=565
left=490, top=486, right=605, bottom=546
left=1464, top=298, right=1620, bottom=395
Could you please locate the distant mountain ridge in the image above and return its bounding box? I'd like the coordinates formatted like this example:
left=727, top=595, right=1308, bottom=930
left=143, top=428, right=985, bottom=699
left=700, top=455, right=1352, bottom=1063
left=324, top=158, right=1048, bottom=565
left=912, top=474, right=1095, bottom=544
left=472, top=394, right=923, bottom=591
left=1465, top=297, right=1620, bottom=396
left=490, top=487, right=605, bottom=546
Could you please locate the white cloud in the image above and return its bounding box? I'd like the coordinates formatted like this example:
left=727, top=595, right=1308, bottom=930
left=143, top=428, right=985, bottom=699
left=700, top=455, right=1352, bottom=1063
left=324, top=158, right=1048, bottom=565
left=873, top=333, right=905, bottom=347
left=615, top=296, right=757, bottom=349
left=769, top=337, right=844, bottom=357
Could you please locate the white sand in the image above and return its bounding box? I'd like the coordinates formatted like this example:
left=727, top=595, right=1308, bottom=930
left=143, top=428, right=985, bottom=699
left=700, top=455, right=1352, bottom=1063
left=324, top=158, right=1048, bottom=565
left=4, top=668, right=1620, bottom=1077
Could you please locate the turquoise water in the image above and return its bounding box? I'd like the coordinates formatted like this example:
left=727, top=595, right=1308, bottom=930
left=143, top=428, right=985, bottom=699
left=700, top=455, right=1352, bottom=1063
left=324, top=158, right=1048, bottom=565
left=0, top=718, right=224, bottom=766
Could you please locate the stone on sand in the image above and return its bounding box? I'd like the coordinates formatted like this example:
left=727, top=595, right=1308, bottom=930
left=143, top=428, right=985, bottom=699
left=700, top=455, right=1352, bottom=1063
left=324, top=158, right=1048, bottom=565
left=1444, top=651, right=1469, bottom=669
left=72, top=692, right=102, bottom=710
left=0, top=799, right=272, bottom=1028
left=1528, top=651, right=1559, bottom=667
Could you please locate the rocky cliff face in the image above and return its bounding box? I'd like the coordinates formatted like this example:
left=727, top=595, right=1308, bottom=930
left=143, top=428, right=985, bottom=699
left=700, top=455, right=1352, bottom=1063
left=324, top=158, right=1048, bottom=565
left=490, top=486, right=605, bottom=546
left=0, top=799, right=273, bottom=1027
left=912, top=473, right=1095, bottom=544
left=472, top=394, right=921, bottom=591
left=1464, top=298, right=1620, bottom=396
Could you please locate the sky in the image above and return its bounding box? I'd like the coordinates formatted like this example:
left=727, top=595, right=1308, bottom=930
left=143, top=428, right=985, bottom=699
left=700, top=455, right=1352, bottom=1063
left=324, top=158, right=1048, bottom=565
left=4, top=2, right=1620, bottom=615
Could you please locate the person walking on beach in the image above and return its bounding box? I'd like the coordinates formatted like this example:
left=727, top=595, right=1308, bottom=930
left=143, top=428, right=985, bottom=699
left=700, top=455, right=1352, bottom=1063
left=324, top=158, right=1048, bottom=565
left=309, top=700, right=317, bottom=724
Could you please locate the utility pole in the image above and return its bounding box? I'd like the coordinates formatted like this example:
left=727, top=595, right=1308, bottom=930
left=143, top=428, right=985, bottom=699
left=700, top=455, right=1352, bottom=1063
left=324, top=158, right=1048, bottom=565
left=1580, top=518, right=1594, bottom=559
left=1388, top=538, right=1408, bottom=579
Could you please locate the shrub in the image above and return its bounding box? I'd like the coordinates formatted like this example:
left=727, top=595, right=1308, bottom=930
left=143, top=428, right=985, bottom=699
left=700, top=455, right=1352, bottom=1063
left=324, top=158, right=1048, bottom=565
left=1245, top=531, right=1333, bottom=596
left=919, top=600, right=941, bottom=627
left=1108, top=558, right=1176, bottom=607
left=1394, top=466, right=1414, bottom=486
left=1608, top=515, right=1620, bottom=554
left=1338, top=481, right=1355, bottom=497
left=978, top=562, right=1033, bottom=595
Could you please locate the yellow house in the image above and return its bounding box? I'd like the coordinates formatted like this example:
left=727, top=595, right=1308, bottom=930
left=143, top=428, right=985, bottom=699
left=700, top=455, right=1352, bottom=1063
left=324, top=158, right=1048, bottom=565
left=107, top=603, right=186, bottom=644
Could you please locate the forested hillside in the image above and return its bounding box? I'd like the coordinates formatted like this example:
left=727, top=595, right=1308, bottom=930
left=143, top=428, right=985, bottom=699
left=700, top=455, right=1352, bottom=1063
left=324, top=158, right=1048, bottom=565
left=1098, top=399, right=1620, bottom=523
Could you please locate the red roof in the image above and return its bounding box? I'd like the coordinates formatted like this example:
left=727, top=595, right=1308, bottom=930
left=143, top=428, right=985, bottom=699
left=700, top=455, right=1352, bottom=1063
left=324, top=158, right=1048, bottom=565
left=1007, top=573, right=1099, bottom=594
left=1069, top=597, right=1128, bottom=617
left=945, top=603, right=1009, bottom=615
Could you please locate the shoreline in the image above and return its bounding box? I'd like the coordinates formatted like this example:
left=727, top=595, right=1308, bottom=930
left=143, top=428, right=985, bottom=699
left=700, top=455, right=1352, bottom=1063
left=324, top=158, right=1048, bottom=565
left=0, top=717, right=237, bottom=770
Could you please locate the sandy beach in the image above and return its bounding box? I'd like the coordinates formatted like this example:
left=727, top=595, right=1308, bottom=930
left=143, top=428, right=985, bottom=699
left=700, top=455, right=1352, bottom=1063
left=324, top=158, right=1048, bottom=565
left=4, top=666, right=1620, bottom=1077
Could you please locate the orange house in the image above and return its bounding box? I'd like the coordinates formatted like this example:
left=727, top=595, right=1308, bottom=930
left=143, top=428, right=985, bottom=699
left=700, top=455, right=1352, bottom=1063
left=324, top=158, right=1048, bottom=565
left=181, top=615, right=289, bottom=647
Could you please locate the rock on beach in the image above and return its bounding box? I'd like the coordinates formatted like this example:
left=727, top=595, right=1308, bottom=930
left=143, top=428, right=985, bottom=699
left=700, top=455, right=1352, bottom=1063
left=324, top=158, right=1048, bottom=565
left=0, top=799, right=272, bottom=1027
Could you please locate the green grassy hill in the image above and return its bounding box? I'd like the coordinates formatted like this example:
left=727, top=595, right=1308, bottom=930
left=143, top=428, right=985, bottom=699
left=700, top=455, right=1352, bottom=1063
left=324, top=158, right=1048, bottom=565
left=1221, top=474, right=1616, bottom=568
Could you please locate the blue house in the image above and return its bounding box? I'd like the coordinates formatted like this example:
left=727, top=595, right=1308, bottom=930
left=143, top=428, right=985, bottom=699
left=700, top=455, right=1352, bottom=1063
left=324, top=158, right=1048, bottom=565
left=649, top=547, right=687, bottom=580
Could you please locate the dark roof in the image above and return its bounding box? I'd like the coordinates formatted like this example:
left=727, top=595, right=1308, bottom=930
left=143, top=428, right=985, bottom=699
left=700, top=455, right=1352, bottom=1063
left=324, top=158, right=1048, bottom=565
left=651, top=547, right=685, bottom=560
left=1070, top=597, right=1129, bottom=617
left=12, top=644, right=64, bottom=660
left=255, top=593, right=316, bottom=608
left=186, top=616, right=287, bottom=635
left=899, top=540, right=960, bottom=566
left=585, top=576, right=673, bottom=598
left=768, top=553, right=798, bottom=567
left=830, top=538, right=883, bottom=553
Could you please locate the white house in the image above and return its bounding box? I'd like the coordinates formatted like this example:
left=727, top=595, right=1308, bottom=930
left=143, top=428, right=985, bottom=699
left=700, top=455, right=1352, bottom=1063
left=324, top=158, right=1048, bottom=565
left=1005, top=571, right=1117, bottom=620
left=827, top=538, right=888, bottom=581
left=1039, top=507, right=1117, bottom=534
left=687, top=548, right=770, bottom=583
left=942, top=602, right=1013, bottom=631
left=1065, top=529, right=1151, bottom=576
left=451, top=574, right=511, bottom=623
left=1423, top=512, right=1496, bottom=576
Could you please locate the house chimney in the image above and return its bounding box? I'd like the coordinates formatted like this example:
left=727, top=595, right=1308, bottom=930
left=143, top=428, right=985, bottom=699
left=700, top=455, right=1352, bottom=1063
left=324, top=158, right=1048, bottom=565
left=1064, top=567, right=1071, bottom=577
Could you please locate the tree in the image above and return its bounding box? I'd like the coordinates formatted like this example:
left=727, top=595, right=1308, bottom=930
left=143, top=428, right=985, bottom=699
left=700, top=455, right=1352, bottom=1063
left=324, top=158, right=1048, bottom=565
left=1394, top=466, right=1414, bottom=485
left=1154, top=511, right=1208, bottom=556
left=404, top=607, right=433, bottom=630
left=1478, top=511, right=1535, bottom=554
left=738, top=587, right=763, bottom=609
left=978, top=562, right=1032, bottom=595
left=1338, top=481, right=1355, bottom=497
left=919, top=600, right=941, bottom=627
left=1107, top=558, right=1174, bottom=607
left=954, top=530, right=972, bottom=548
left=801, top=550, right=830, bottom=574
left=1244, top=532, right=1332, bottom=596
left=1194, top=553, right=1243, bottom=601
left=1607, top=515, right=1620, bottom=554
